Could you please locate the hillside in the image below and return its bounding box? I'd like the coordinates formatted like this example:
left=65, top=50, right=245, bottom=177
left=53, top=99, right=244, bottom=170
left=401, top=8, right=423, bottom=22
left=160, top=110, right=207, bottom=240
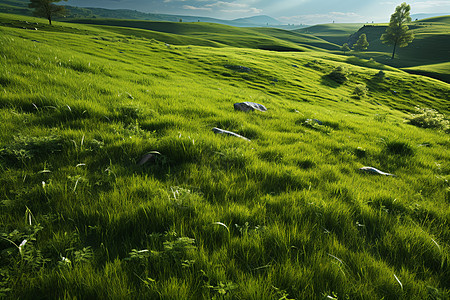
left=249, top=27, right=340, bottom=51
left=65, top=18, right=315, bottom=51
left=346, top=22, right=450, bottom=82
left=294, top=23, right=365, bottom=45
left=0, top=0, right=283, bottom=27
left=234, top=15, right=282, bottom=26
left=0, top=12, right=449, bottom=299
left=417, top=15, right=450, bottom=23
left=412, top=13, right=450, bottom=21
left=297, top=20, right=450, bottom=82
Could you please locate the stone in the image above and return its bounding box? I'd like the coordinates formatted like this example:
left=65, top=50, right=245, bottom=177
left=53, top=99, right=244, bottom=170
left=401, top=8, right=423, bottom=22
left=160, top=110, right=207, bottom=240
left=234, top=102, right=267, bottom=112
left=212, top=127, right=250, bottom=141
left=138, top=151, right=161, bottom=166
left=359, top=166, right=396, bottom=176
left=305, top=118, right=323, bottom=125
left=224, top=65, right=252, bottom=72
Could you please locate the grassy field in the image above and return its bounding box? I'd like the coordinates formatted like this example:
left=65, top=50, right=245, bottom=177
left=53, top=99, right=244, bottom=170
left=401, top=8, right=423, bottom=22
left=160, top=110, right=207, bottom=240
left=67, top=18, right=331, bottom=52
left=294, top=23, right=365, bottom=45
left=0, top=12, right=449, bottom=299
left=298, top=16, right=450, bottom=82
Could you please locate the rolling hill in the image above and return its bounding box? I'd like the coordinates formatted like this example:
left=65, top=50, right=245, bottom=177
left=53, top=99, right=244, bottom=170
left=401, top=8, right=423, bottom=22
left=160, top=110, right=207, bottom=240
left=294, top=17, right=450, bottom=83
left=294, top=23, right=365, bottom=45
left=65, top=18, right=326, bottom=51
left=0, top=11, right=449, bottom=300
left=0, top=0, right=284, bottom=27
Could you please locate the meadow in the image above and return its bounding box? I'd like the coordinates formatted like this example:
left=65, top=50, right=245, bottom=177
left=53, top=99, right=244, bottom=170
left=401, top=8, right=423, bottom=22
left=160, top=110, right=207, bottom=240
left=296, top=16, right=450, bottom=83
left=0, top=12, right=449, bottom=299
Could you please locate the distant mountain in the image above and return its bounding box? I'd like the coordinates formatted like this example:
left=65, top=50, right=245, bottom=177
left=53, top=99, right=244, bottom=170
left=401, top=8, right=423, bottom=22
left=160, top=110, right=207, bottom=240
left=233, top=15, right=282, bottom=26
left=0, top=0, right=283, bottom=28
left=411, top=13, right=450, bottom=21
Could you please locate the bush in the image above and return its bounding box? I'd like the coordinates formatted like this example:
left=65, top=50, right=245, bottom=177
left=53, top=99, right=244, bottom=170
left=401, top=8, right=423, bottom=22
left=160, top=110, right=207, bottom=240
left=408, top=106, right=449, bottom=132
left=328, top=66, right=348, bottom=84
left=374, top=70, right=386, bottom=79
left=352, top=84, right=368, bottom=99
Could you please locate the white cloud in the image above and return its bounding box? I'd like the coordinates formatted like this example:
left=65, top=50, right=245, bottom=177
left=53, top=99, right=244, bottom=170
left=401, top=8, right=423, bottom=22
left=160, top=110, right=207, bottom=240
left=205, top=1, right=248, bottom=8
left=221, top=7, right=262, bottom=13
left=280, top=11, right=364, bottom=24
left=181, top=0, right=262, bottom=15
left=412, top=0, right=450, bottom=9
left=183, top=4, right=212, bottom=10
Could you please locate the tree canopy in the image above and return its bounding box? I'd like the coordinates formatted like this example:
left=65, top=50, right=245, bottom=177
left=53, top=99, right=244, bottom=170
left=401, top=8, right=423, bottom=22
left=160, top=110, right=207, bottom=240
left=353, top=34, right=369, bottom=51
left=29, top=0, right=67, bottom=25
left=341, top=43, right=351, bottom=54
left=381, top=2, right=414, bottom=59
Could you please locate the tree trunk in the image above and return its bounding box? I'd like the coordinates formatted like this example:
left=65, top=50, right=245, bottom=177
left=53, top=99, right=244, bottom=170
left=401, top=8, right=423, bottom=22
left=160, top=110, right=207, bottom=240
left=48, top=17, right=52, bottom=25
left=391, top=41, right=397, bottom=59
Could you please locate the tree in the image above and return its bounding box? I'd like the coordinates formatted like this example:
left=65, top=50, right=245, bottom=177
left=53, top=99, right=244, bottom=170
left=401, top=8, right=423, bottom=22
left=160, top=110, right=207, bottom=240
left=353, top=34, right=369, bottom=51
left=381, top=2, right=414, bottom=59
left=341, top=43, right=351, bottom=54
left=29, top=0, right=67, bottom=25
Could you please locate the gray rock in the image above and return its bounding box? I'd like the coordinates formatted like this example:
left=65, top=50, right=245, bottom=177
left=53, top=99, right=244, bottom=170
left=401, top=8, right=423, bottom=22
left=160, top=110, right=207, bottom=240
left=138, top=151, right=161, bottom=166
left=212, top=127, right=250, bottom=141
left=305, top=118, right=323, bottom=125
left=224, top=65, right=252, bottom=72
left=234, top=102, right=267, bottom=112
left=359, top=166, right=396, bottom=176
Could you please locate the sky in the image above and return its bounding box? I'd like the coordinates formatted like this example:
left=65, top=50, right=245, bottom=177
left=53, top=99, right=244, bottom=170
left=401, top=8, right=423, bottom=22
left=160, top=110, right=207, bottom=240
left=64, top=0, right=450, bottom=24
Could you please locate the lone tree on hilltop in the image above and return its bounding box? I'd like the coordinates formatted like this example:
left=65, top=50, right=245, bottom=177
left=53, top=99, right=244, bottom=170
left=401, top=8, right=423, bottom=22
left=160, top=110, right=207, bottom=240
left=29, top=0, right=67, bottom=25
left=353, top=34, right=369, bottom=51
left=341, top=43, right=351, bottom=54
left=381, top=2, right=414, bottom=59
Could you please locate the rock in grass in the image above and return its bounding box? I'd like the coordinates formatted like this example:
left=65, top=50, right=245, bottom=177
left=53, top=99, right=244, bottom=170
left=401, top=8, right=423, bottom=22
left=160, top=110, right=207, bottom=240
left=359, top=166, right=396, bottom=176
left=306, top=118, right=323, bottom=125
left=212, top=127, right=250, bottom=141
left=234, top=102, right=267, bottom=112
left=138, top=151, right=161, bottom=166
left=224, top=65, right=252, bottom=72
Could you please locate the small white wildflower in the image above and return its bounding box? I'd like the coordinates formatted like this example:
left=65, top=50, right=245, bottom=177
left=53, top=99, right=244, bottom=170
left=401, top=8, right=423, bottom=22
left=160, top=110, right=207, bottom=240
left=42, top=181, right=46, bottom=188
left=18, top=239, right=27, bottom=254
left=61, top=256, right=71, bottom=264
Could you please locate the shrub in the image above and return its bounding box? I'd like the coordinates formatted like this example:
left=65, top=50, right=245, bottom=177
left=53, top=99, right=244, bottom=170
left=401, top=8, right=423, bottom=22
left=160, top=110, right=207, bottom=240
left=374, top=70, right=386, bottom=79
left=352, top=84, right=368, bottom=99
left=328, top=66, right=348, bottom=84
left=408, top=106, right=449, bottom=132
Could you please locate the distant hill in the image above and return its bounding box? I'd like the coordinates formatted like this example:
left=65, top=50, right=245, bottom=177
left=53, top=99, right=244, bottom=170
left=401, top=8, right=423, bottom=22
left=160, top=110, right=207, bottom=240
left=0, top=0, right=283, bottom=27
left=411, top=13, right=450, bottom=21
left=0, top=0, right=31, bottom=15
left=292, top=20, right=450, bottom=82
left=64, top=6, right=277, bottom=27
left=65, top=18, right=328, bottom=52
left=294, top=23, right=365, bottom=45
left=233, top=15, right=282, bottom=26
left=416, top=15, right=450, bottom=23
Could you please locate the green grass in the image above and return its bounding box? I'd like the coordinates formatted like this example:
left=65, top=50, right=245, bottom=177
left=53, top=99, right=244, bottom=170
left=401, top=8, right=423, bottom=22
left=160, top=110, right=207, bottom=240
left=294, top=23, right=366, bottom=45
left=417, top=15, right=450, bottom=23
left=403, top=62, right=450, bottom=83
left=66, top=18, right=313, bottom=51
left=0, top=12, right=449, bottom=299
left=300, top=20, right=450, bottom=83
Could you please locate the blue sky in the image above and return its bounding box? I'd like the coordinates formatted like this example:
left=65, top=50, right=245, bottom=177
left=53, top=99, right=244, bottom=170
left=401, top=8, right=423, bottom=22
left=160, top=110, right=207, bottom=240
left=64, top=0, right=450, bottom=24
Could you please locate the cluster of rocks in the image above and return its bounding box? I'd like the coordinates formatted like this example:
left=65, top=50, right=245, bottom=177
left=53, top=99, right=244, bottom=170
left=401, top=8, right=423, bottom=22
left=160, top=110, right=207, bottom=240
left=138, top=92, right=397, bottom=178
left=212, top=102, right=267, bottom=141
